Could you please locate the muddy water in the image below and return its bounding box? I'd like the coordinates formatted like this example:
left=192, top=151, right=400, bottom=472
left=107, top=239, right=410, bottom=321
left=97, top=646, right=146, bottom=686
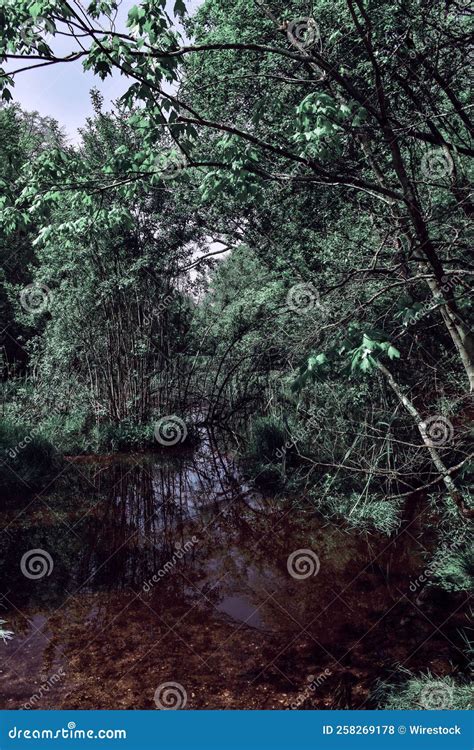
left=0, top=431, right=469, bottom=709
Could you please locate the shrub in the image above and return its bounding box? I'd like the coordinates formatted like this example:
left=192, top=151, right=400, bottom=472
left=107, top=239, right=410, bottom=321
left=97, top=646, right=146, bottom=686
left=90, top=420, right=199, bottom=453
left=91, top=421, right=156, bottom=452
left=38, top=409, right=90, bottom=455
left=246, top=416, right=287, bottom=463
left=31, top=407, right=201, bottom=454
left=0, top=420, right=61, bottom=492
left=242, top=416, right=288, bottom=488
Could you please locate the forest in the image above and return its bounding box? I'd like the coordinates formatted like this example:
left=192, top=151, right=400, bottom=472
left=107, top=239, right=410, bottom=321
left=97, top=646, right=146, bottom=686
left=0, top=0, right=472, bottom=712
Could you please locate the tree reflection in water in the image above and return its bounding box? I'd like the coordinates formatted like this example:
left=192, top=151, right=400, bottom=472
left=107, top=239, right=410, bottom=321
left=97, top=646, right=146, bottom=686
left=0, top=430, right=469, bottom=709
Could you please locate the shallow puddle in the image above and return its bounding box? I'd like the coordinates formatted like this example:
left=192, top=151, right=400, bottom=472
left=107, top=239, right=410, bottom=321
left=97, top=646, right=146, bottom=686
left=0, top=431, right=469, bottom=709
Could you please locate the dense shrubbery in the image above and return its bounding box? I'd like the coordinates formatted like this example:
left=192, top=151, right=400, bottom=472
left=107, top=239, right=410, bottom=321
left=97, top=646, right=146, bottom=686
left=1, top=379, right=195, bottom=455
left=0, top=420, right=61, bottom=492
left=85, top=421, right=198, bottom=453
left=39, top=418, right=157, bottom=455
left=8, top=417, right=199, bottom=456
left=242, top=416, right=288, bottom=488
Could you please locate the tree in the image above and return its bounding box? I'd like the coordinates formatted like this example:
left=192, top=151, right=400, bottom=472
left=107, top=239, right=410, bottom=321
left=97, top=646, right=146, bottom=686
left=0, top=1, right=472, bottom=510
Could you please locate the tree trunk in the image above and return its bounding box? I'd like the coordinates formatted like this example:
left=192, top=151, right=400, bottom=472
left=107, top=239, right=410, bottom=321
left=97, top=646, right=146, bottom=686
left=375, top=360, right=473, bottom=518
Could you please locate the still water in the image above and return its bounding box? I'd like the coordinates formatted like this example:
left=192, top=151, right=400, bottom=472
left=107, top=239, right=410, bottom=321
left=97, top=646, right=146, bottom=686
left=0, top=431, right=468, bottom=709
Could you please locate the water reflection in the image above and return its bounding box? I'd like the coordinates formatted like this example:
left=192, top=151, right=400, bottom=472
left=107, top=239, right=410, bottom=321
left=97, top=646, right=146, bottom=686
left=0, top=430, right=469, bottom=709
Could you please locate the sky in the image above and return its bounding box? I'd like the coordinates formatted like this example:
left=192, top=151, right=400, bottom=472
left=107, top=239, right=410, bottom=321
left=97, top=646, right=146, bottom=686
left=10, top=0, right=202, bottom=142
left=9, top=0, right=226, bottom=272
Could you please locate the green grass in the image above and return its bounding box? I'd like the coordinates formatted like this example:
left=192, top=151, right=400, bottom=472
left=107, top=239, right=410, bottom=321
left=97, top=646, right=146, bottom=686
left=245, top=416, right=287, bottom=463
left=314, top=493, right=403, bottom=535
left=0, top=620, right=13, bottom=643
left=26, top=415, right=199, bottom=456
left=425, top=494, right=474, bottom=593
left=241, top=416, right=289, bottom=488
left=429, top=547, right=474, bottom=593
left=376, top=672, right=473, bottom=710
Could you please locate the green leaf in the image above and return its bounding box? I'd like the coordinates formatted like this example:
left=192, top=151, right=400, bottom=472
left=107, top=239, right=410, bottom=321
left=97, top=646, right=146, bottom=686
left=387, top=345, right=400, bottom=360
left=174, top=0, right=187, bottom=17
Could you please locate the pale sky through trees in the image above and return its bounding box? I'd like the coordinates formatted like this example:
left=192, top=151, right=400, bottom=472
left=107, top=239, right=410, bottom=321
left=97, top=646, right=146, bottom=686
left=10, top=0, right=202, bottom=141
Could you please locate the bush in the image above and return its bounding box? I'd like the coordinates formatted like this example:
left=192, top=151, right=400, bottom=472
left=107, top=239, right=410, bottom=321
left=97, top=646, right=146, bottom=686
left=242, top=416, right=288, bottom=488
left=91, top=421, right=156, bottom=452
left=31, top=414, right=200, bottom=455
left=246, top=416, right=287, bottom=463
left=38, top=409, right=91, bottom=455
left=0, top=420, right=61, bottom=492
left=90, top=419, right=199, bottom=453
